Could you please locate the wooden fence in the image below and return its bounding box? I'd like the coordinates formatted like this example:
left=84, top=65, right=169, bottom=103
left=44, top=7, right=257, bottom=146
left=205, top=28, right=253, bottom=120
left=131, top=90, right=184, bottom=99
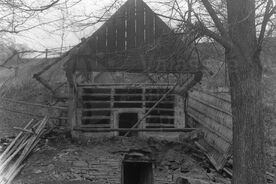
left=187, top=88, right=232, bottom=170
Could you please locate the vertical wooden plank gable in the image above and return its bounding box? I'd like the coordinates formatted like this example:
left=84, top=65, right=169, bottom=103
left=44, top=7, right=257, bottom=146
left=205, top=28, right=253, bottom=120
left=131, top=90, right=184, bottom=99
left=126, top=0, right=135, bottom=49
left=96, top=26, right=106, bottom=53
left=145, top=5, right=154, bottom=44
left=71, top=0, right=194, bottom=73
left=116, top=4, right=126, bottom=51
left=87, top=0, right=172, bottom=53
left=136, top=0, right=144, bottom=47
left=87, top=36, right=97, bottom=56
left=107, top=19, right=116, bottom=53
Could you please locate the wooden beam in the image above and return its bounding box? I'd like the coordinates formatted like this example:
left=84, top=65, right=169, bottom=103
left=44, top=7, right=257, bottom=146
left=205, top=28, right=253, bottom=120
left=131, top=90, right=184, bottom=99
left=78, top=83, right=176, bottom=87
left=13, top=127, right=36, bottom=135
left=73, top=127, right=196, bottom=132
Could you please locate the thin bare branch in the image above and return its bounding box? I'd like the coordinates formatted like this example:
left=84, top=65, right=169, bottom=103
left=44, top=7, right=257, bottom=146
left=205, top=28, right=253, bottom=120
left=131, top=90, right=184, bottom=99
left=258, top=0, right=276, bottom=46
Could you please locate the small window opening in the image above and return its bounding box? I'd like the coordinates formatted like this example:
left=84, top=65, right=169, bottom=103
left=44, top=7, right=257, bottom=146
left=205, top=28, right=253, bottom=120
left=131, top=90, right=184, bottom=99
left=118, top=113, right=138, bottom=136
left=122, top=162, right=153, bottom=184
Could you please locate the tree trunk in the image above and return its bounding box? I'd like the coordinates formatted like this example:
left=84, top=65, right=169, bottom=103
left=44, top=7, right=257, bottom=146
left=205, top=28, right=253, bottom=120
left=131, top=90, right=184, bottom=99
left=226, top=50, right=265, bottom=184
left=225, top=0, right=266, bottom=183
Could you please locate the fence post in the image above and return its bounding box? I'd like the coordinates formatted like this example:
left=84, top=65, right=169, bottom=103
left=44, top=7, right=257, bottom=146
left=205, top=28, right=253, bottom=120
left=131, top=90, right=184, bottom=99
left=45, top=49, right=48, bottom=59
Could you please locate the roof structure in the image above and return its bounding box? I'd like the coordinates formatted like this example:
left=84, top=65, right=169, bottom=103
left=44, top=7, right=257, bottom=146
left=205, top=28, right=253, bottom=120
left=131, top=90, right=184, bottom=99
left=64, top=0, right=201, bottom=75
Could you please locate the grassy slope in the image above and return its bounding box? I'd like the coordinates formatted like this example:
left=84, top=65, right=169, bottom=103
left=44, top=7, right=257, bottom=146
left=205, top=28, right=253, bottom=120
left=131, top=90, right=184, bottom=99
left=0, top=57, right=66, bottom=137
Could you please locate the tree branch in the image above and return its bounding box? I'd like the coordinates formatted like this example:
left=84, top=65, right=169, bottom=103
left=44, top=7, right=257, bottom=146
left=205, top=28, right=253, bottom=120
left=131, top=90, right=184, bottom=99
left=201, top=0, right=228, bottom=38
left=155, top=12, right=232, bottom=49
left=7, top=0, right=60, bottom=12
left=258, top=0, right=276, bottom=46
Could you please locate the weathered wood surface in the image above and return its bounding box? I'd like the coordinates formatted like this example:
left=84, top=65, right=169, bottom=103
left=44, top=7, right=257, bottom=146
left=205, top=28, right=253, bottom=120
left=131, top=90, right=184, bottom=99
left=73, top=127, right=196, bottom=132
left=0, top=117, right=49, bottom=184
left=78, top=84, right=177, bottom=129
left=187, top=89, right=232, bottom=170
left=64, top=0, right=200, bottom=74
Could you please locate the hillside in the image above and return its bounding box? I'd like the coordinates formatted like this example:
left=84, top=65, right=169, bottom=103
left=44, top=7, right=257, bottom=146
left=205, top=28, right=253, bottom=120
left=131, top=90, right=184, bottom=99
left=0, top=56, right=67, bottom=137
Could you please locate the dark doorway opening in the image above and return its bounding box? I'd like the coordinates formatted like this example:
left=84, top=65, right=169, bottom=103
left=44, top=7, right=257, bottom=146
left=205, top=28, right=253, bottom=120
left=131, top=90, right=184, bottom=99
left=118, top=112, right=138, bottom=136
left=122, top=162, right=153, bottom=184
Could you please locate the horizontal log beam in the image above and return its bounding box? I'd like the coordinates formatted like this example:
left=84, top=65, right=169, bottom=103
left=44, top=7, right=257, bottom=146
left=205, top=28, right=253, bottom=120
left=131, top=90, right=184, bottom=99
left=73, top=127, right=197, bottom=132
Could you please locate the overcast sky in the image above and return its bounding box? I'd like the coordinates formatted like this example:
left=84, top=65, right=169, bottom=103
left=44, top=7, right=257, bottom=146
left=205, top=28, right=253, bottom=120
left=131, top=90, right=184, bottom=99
left=9, top=0, right=170, bottom=53
left=11, top=0, right=115, bottom=51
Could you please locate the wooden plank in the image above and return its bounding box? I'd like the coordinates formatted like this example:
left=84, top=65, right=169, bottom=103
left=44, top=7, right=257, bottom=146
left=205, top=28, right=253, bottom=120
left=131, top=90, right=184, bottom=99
left=136, top=0, right=144, bottom=47
left=196, top=138, right=230, bottom=170
left=82, top=108, right=113, bottom=111
left=81, top=87, right=111, bottom=93
left=5, top=163, right=25, bottom=184
left=3, top=118, right=48, bottom=179
left=107, top=19, right=117, bottom=52
left=203, top=129, right=231, bottom=153
left=74, top=127, right=197, bottom=132
left=155, top=16, right=164, bottom=39
left=145, top=5, right=154, bottom=44
left=0, top=117, right=48, bottom=178
left=191, top=89, right=231, bottom=103
left=0, top=119, right=34, bottom=162
left=145, top=94, right=175, bottom=97
left=188, top=98, right=232, bottom=129
left=86, top=36, right=97, bottom=56
left=78, top=83, right=176, bottom=87
left=189, top=96, right=232, bottom=116
left=83, top=101, right=111, bottom=104
left=80, top=100, right=173, bottom=103
left=146, top=115, right=174, bottom=119
left=145, top=124, right=174, bottom=127
left=188, top=106, right=232, bottom=142
left=0, top=141, right=28, bottom=175
left=126, top=0, right=135, bottom=49
left=82, top=109, right=111, bottom=112
left=80, top=124, right=111, bottom=128
left=96, top=27, right=106, bottom=53
left=83, top=100, right=112, bottom=103
left=145, top=101, right=174, bottom=104
left=190, top=90, right=232, bottom=113
left=116, top=3, right=126, bottom=51
left=82, top=116, right=111, bottom=120
left=81, top=93, right=111, bottom=96
left=187, top=89, right=233, bottom=171
left=114, top=101, right=143, bottom=103
left=82, top=107, right=174, bottom=112
left=146, top=108, right=174, bottom=111
left=13, top=127, right=35, bottom=134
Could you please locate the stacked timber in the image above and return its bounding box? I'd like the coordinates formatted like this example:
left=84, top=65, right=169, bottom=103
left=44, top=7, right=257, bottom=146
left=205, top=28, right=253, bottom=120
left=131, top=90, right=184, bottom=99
left=0, top=117, right=49, bottom=184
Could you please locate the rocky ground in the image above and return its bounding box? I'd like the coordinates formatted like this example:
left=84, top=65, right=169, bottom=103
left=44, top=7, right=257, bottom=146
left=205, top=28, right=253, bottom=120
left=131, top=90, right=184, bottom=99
left=5, top=134, right=231, bottom=184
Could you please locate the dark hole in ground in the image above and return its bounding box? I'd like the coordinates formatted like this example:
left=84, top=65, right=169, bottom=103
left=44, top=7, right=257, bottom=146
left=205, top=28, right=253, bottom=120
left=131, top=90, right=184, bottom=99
left=118, top=113, right=138, bottom=136
left=122, top=162, right=153, bottom=184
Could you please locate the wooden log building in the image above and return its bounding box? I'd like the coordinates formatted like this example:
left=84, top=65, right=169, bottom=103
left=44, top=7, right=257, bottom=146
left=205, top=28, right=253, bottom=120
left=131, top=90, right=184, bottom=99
left=43, top=0, right=233, bottom=173
left=61, top=0, right=202, bottom=140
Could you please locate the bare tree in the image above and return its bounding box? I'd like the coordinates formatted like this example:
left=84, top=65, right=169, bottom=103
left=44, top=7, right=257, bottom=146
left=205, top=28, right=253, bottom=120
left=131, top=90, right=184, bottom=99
left=2, top=0, right=274, bottom=183
left=153, top=0, right=276, bottom=183
left=0, top=0, right=65, bottom=33
left=66, top=3, right=275, bottom=183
